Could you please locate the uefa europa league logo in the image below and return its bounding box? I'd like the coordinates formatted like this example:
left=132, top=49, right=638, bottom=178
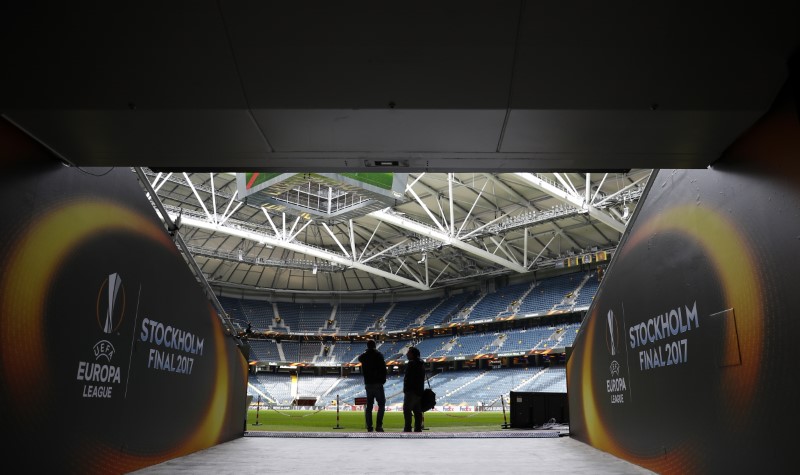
left=606, top=309, right=618, bottom=356
left=98, top=272, right=125, bottom=334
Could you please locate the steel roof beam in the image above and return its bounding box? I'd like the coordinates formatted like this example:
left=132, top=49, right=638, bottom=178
left=370, top=208, right=528, bottom=273
left=515, top=172, right=626, bottom=233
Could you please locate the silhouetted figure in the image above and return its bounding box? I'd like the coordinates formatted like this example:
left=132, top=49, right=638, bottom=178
left=358, top=339, right=387, bottom=432
left=403, top=346, right=425, bottom=432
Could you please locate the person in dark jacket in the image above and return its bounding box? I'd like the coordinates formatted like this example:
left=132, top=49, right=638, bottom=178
left=358, top=339, right=387, bottom=432
left=403, top=346, right=425, bottom=432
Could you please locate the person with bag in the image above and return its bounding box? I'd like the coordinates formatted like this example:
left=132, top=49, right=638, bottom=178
left=402, top=346, right=425, bottom=432
left=357, top=339, right=387, bottom=432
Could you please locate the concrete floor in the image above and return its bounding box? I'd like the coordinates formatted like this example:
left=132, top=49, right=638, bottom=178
left=129, top=432, right=656, bottom=475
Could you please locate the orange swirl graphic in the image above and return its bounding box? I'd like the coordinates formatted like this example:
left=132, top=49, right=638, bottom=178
left=0, top=199, right=174, bottom=416
left=88, top=302, right=239, bottom=474
left=579, top=204, right=763, bottom=471
left=182, top=302, right=235, bottom=450
left=0, top=198, right=245, bottom=472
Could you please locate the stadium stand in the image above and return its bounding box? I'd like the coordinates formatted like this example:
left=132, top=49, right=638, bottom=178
left=228, top=270, right=595, bottom=411
left=467, top=282, right=532, bottom=321
left=421, top=290, right=480, bottom=326
left=517, top=273, right=585, bottom=315
left=334, top=302, right=392, bottom=334
left=382, top=298, right=440, bottom=332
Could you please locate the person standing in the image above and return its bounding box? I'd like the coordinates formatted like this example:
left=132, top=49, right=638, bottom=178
left=403, top=346, right=425, bottom=432
left=358, top=339, right=387, bottom=432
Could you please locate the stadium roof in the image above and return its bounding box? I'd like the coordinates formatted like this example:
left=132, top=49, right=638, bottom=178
left=143, top=169, right=649, bottom=294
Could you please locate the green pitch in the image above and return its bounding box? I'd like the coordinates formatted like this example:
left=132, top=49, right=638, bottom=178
left=246, top=409, right=507, bottom=432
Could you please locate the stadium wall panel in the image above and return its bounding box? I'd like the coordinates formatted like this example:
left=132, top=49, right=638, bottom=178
left=567, top=81, right=800, bottom=473
left=0, top=118, right=249, bottom=474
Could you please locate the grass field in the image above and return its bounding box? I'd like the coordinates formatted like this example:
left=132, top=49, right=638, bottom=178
left=246, top=409, right=508, bottom=432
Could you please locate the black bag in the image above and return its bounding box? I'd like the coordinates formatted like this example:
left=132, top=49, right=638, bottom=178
left=421, top=388, right=436, bottom=412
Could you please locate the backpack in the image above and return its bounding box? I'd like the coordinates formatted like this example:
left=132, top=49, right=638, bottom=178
left=421, top=387, right=436, bottom=412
